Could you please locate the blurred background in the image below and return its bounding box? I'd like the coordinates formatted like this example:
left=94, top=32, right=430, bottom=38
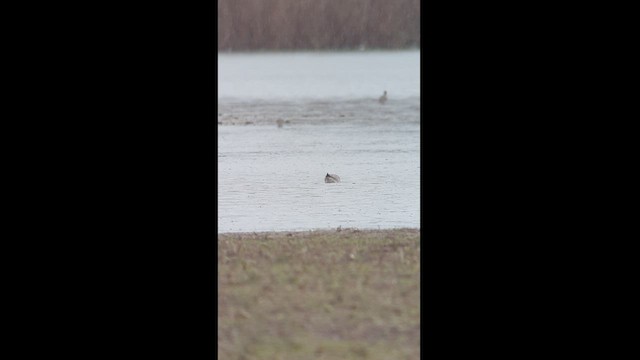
left=218, top=0, right=420, bottom=51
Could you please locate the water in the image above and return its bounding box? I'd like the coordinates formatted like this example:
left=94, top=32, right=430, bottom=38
left=218, top=50, right=420, bottom=233
left=218, top=50, right=420, bottom=100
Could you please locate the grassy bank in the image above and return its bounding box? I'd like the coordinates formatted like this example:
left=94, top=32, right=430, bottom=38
left=218, top=228, right=420, bottom=359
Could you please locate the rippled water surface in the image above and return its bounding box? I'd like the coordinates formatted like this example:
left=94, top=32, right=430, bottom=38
left=218, top=51, right=420, bottom=233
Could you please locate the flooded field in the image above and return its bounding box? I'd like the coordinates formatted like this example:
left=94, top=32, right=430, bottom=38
left=218, top=51, right=420, bottom=233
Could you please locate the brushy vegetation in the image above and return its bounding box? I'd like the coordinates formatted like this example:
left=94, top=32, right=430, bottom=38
left=218, top=228, right=420, bottom=359
left=218, top=0, right=421, bottom=51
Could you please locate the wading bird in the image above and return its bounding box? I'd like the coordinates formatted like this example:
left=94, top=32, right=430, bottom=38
left=379, top=90, right=388, bottom=104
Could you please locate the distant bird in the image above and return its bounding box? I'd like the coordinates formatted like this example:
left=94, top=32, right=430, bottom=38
left=325, top=173, right=341, bottom=183
left=276, top=119, right=284, bottom=128
left=378, top=90, right=388, bottom=104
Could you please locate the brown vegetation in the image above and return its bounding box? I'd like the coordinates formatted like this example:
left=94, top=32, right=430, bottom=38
left=218, top=0, right=420, bottom=51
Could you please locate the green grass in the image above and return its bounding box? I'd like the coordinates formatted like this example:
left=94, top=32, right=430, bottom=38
left=218, top=228, right=420, bottom=360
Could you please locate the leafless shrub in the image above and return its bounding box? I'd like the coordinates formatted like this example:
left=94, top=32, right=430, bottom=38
left=218, top=0, right=420, bottom=51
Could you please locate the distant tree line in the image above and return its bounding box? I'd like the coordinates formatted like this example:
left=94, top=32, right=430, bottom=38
left=218, top=0, right=420, bottom=51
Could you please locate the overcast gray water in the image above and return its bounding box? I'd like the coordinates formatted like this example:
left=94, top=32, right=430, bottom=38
left=218, top=50, right=420, bottom=233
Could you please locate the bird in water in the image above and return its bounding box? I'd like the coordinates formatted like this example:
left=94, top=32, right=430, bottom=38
left=379, top=90, right=388, bottom=104
left=325, top=173, right=341, bottom=183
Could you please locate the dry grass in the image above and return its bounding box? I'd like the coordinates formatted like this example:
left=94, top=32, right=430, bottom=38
left=218, top=228, right=420, bottom=359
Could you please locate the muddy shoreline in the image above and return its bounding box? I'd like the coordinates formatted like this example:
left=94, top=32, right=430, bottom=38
left=218, top=227, right=420, bottom=359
